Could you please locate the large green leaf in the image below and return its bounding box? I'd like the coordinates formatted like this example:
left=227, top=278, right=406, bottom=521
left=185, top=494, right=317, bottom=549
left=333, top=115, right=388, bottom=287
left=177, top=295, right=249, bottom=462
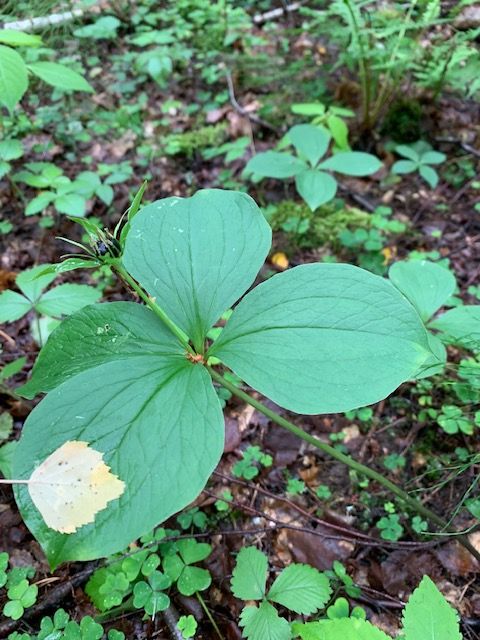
left=430, top=306, right=480, bottom=350
left=0, top=45, right=28, bottom=113
left=123, top=190, right=271, bottom=350
left=13, top=304, right=224, bottom=566
left=209, top=264, right=433, bottom=414
left=244, top=151, right=307, bottom=178
left=402, top=576, right=462, bottom=640
left=0, top=30, right=42, bottom=47
left=287, top=124, right=330, bottom=167
left=389, top=260, right=456, bottom=322
left=19, top=303, right=184, bottom=398
left=318, top=151, right=382, bottom=176
left=295, top=169, right=337, bottom=211
left=28, top=62, right=93, bottom=92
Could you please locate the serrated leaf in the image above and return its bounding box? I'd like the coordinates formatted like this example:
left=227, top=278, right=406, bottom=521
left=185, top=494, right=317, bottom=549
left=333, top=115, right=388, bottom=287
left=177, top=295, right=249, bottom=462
left=55, top=193, right=86, bottom=216
left=402, top=575, right=462, bottom=640
left=123, top=189, right=271, bottom=350
left=268, top=564, right=331, bottom=614
left=239, top=602, right=291, bottom=640
left=12, top=303, right=224, bottom=566
left=295, top=169, right=337, bottom=210
left=231, top=547, right=268, bottom=600
left=28, top=62, right=93, bottom=92
left=209, top=263, right=433, bottom=414
left=26, top=441, right=125, bottom=534
left=0, top=139, right=23, bottom=161
left=288, top=124, right=330, bottom=167
left=389, top=260, right=456, bottom=322
left=292, top=618, right=393, bottom=639
left=245, top=151, right=307, bottom=178
left=0, top=45, right=28, bottom=113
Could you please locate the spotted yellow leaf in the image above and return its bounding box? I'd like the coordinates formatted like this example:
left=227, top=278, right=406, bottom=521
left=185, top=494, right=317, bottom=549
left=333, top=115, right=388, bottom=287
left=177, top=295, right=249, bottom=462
left=27, top=441, right=125, bottom=534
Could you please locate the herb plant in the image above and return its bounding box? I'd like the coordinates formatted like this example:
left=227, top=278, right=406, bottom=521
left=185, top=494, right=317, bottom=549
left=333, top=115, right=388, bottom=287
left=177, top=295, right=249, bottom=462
left=244, top=124, right=382, bottom=211
left=0, top=29, right=92, bottom=114
left=391, top=141, right=446, bottom=188
left=9, top=189, right=469, bottom=568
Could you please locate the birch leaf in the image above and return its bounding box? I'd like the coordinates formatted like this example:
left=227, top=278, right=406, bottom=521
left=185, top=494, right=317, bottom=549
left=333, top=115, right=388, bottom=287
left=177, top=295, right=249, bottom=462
left=28, top=441, right=125, bottom=534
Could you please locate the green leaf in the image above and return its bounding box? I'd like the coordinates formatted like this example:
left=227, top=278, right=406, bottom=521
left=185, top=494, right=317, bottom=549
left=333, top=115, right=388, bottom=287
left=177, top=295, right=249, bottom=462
left=25, top=192, right=55, bottom=216
left=389, top=260, right=456, bottom=322
left=239, top=602, right=291, bottom=640
left=12, top=304, right=224, bottom=566
left=292, top=618, right=392, bottom=639
left=0, top=356, right=26, bottom=382
left=419, top=165, right=439, bottom=188
left=430, top=306, right=480, bottom=349
left=395, top=145, right=420, bottom=162
left=177, top=614, right=197, bottom=639
left=245, top=151, right=307, bottom=178
left=0, top=139, right=23, bottom=161
left=0, top=290, right=31, bottom=322
left=231, top=547, right=268, bottom=600
left=28, top=62, right=93, bottom=92
left=291, top=103, right=326, bottom=116
left=327, top=114, right=350, bottom=150
left=209, top=264, right=432, bottom=414
left=288, top=124, right=330, bottom=167
left=35, top=284, right=101, bottom=317
left=96, top=183, right=114, bottom=206
left=0, top=45, right=28, bottom=113
left=268, top=564, right=331, bottom=615
left=177, top=539, right=211, bottom=565
left=177, top=565, right=211, bottom=596
left=318, top=151, right=382, bottom=176
left=16, top=264, right=56, bottom=302
left=421, top=151, right=445, bottom=165
left=0, top=441, right=16, bottom=479
left=295, top=169, right=337, bottom=210
left=55, top=193, right=86, bottom=216
left=402, top=575, right=462, bottom=640
left=123, top=189, right=271, bottom=350
left=0, top=412, right=13, bottom=441
left=0, top=30, right=42, bottom=47
left=392, top=160, right=417, bottom=175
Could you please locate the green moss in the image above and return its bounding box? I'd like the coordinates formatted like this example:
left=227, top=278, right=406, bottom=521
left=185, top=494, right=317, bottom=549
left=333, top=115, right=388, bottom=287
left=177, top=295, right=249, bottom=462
left=382, top=98, right=423, bottom=143
left=163, top=123, right=227, bottom=157
left=270, top=200, right=371, bottom=247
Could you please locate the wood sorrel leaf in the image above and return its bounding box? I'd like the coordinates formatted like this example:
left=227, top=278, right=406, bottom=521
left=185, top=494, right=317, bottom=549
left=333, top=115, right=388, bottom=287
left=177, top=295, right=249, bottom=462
left=209, top=263, right=434, bottom=414
left=123, top=189, right=271, bottom=350
left=13, top=303, right=224, bottom=566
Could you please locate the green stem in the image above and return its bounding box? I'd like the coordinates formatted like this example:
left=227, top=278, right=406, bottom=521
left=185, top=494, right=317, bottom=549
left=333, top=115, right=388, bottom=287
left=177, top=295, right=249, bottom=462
left=196, top=591, right=225, bottom=640
left=114, top=264, right=194, bottom=354
left=208, top=367, right=480, bottom=563
left=343, top=0, right=371, bottom=129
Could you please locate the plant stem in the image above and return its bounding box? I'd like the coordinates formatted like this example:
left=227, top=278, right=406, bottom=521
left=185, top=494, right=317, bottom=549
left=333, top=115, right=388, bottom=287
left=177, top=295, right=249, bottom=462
left=196, top=591, right=225, bottom=640
left=208, top=367, right=480, bottom=563
left=343, top=0, right=371, bottom=129
left=113, top=264, right=194, bottom=354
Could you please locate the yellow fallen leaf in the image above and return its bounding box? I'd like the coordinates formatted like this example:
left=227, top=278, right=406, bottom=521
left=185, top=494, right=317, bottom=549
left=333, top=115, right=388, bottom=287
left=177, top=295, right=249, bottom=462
left=27, top=441, right=125, bottom=534
left=271, top=252, right=289, bottom=270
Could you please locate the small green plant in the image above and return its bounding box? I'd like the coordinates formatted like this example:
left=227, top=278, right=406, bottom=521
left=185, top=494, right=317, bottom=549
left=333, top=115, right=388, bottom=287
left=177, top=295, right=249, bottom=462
left=13, top=164, right=113, bottom=217
left=391, top=141, right=446, bottom=188
left=376, top=513, right=404, bottom=541
left=231, top=546, right=332, bottom=640
left=177, top=615, right=198, bottom=639
left=0, top=264, right=100, bottom=345
left=244, top=124, right=382, bottom=211
left=0, top=138, right=23, bottom=179
left=1, top=560, right=38, bottom=621
left=0, top=29, right=92, bottom=114
left=291, top=103, right=354, bottom=150
left=437, top=405, right=476, bottom=436
left=232, top=445, right=273, bottom=480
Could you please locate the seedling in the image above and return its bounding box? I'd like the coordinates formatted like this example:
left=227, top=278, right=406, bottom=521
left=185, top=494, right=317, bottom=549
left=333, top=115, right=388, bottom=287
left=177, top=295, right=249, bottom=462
left=392, top=141, right=446, bottom=188
left=291, top=102, right=354, bottom=150
left=232, top=445, right=273, bottom=480
left=244, top=124, right=382, bottom=211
